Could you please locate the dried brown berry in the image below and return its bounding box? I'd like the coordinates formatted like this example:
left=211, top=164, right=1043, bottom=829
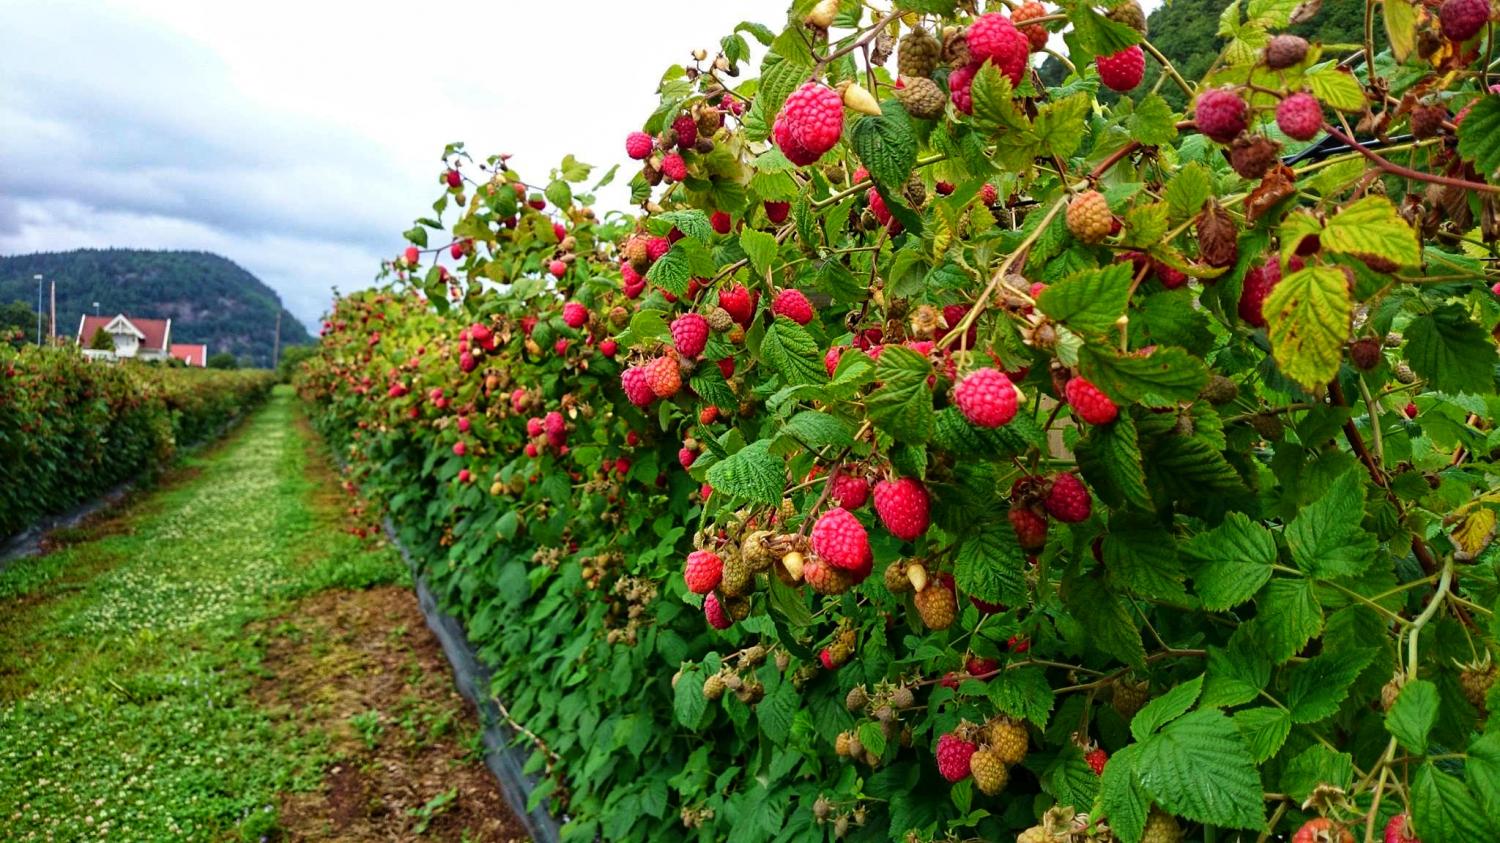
left=1264, top=33, right=1309, bottom=69
left=1229, top=134, right=1283, bottom=181
left=1196, top=199, right=1239, bottom=268
left=1350, top=337, right=1383, bottom=371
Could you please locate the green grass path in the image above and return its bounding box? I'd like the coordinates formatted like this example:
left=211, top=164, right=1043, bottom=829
left=0, top=386, right=408, bottom=841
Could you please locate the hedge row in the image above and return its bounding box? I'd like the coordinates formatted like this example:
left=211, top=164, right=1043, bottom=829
left=0, top=346, right=277, bottom=540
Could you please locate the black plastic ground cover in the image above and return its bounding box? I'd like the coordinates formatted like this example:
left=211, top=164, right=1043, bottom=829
left=382, top=515, right=564, bottom=843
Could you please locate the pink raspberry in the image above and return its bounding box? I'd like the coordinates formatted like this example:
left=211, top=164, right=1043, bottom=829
left=1441, top=0, right=1490, bottom=41
left=678, top=447, right=697, bottom=469
left=1064, top=377, right=1118, bottom=425
left=453, top=441, right=466, bottom=457
left=967, top=13, right=1030, bottom=85
left=711, top=210, right=732, bottom=234
left=764, top=201, right=790, bottom=223
left=562, top=301, right=588, bottom=328
left=873, top=477, right=931, bottom=541
left=704, top=591, right=732, bottom=629
left=621, top=366, right=655, bottom=407
left=459, top=352, right=476, bottom=373
left=1043, top=473, right=1091, bottom=522
left=625, top=131, right=654, bottom=160
left=526, top=417, right=544, bottom=437
left=949, top=62, right=978, bottom=114
left=773, top=118, right=819, bottom=166
left=936, top=733, right=977, bottom=782
left=647, top=236, right=671, bottom=262
left=1009, top=504, right=1048, bottom=549
left=867, top=187, right=894, bottom=227
left=544, top=411, right=565, bottom=438
left=811, top=508, right=871, bottom=571
left=684, top=550, right=722, bottom=594
left=772, top=289, right=815, bottom=325
left=1156, top=261, right=1189, bottom=289
left=1275, top=92, right=1323, bottom=141
left=1097, top=45, right=1145, bottom=92
left=831, top=471, right=870, bottom=510
left=824, top=345, right=845, bottom=377
left=671, top=113, right=698, bottom=149
left=670, top=313, right=709, bottom=358
left=523, top=442, right=539, bottom=458
left=549, top=260, right=567, bottom=279
left=775, top=82, right=845, bottom=162
left=1195, top=88, right=1249, bottom=143
left=979, top=183, right=999, bottom=205
left=954, top=367, right=1019, bottom=428
left=661, top=152, right=688, bottom=181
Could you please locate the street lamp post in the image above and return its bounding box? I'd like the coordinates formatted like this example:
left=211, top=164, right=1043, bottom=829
left=34, top=275, right=43, bottom=346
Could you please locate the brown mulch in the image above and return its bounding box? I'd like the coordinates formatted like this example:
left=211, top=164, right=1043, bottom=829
left=251, top=585, right=529, bottom=843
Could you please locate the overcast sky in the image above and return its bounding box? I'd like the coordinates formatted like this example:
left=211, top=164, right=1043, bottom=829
left=0, top=1, right=1157, bottom=331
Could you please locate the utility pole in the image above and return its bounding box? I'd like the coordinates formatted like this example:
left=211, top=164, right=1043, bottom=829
left=33, top=274, right=42, bottom=345
left=272, top=309, right=282, bottom=369
left=49, top=280, right=56, bottom=343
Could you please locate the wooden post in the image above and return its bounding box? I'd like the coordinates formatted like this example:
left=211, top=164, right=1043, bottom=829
left=49, top=281, right=56, bottom=343
left=272, top=309, right=282, bottom=369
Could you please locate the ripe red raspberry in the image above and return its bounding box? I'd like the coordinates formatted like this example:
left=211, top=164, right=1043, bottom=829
left=811, top=507, right=872, bottom=571
left=704, top=591, right=732, bottom=629
left=1441, top=0, right=1490, bottom=41
left=621, top=366, right=654, bottom=406
left=543, top=411, right=565, bottom=439
left=867, top=187, right=894, bottom=227
left=955, top=367, right=1019, bottom=427
left=1156, top=261, right=1188, bottom=289
left=949, top=62, right=978, bottom=114
left=670, top=313, right=709, bottom=358
left=710, top=210, right=732, bottom=234
left=1196, top=88, right=1249, bottom=143
left=684, top=550, right=722, bottom=594
left=764, top=201, right=790, bottom=223
left=549, top=260, right=567, bottom=279
left=824, top=345, right=845, bottom=377
left=1013, top=2, right=1050, bottom=51
left=936, top=733, right=977, bottom=782
left=831, top=472, right=870, bottom=509
left=1238, top=256, right=1302, bottom=326
left=1044, top=472, right=1092, bottom=522
left=774, top=82, right=844, bottom=164
left=526, top=417, right=544, bottom=437
left=1009, top=504, right=1048, bottom=549
left=874, top=477, right=931, bottom=541
left=979, top=183, right=999, bottom=205
left=625, top=131, right=654, bottom=160
left=967, top=13, right=1030, bottom=85
left=661, top=152, right=688, bottom=181
left=1383, top=813, right=1418, bottom=843
left=459, top=352, right=476, bottom=373
left=645, top=356, right=681, bottom=398
left=678, top=447, right=697, bottom=469
left=1086, top=747, right=1109, bottom=776
left=671, top=114, right=698, bottom=149
left=1276, top=92, right=1323, bottom=141
left=719, top=284, right=756, bottom=327
left=598, top=338, right=618, bottom=357
left=647, top=236, right=671, bottom=262
left=1404, top=401, right=1419, bottom=419
left=1064, top=377, right=1118, bottom=425
left=773, top=119, right=819, bottom=166
left=966, top=656, right=999, bottom=677
left=772, top=289, right=815, bottom=325
left=562, top=301, right=588, bottom=328
left=1097, top=45, right=1145, bottom=92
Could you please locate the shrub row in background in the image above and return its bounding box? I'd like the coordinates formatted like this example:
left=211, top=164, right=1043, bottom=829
left=0, top=345, right=276, bottom=540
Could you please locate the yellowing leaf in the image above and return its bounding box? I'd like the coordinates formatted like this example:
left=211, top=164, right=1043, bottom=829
left=1454, top=508, right=1497, bottom=557
left=1385, top=0, right=1417, bottom=63
left=1264, top=265, right=1351, bottom=391
left=1305, top=63, right=1367, bottom=112
left=1321, top=196, right=1422, bottom=266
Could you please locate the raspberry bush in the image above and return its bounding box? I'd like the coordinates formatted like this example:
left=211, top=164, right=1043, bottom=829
left=301, top=1, right=1500, bottom=841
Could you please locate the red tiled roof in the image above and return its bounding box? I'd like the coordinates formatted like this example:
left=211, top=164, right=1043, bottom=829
left=170, top=344, right=207, bottom=367
left=76, top=315, right=170, bottom=352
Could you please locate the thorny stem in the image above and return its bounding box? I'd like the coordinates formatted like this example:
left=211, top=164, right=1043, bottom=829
left=936, top=196, right=1068, bottom=353
left=1322, top=123, right=1500, bottom=194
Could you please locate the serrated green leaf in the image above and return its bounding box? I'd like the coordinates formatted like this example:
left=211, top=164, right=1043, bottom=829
left=954, top=524, right=1028, bottom=606
left=1131, top=675, right=1204, bottom=741
left=780, top=411, right=853, bottom=450
left=1104, top=518, right=1190, bottom=606
left=1285, top=469, right=1377, bottom=578
left=739, top=228, right=778, bottom=278
left=1233, top=706, right=1292, bottom=763
left=675, top=666, right=708, bottom=727
left=658, top=209, right=712, bottom=243
left=544, top=178, right=573, bottom=209
left=690, top=364, right=736, bottom=411
left=1038, top=744, right=1101, bottom=811
left=1264, top=265, right=1351, bottom=391
left=1458, top=96, right=1500, bottom=177
left=1164, top=162, right=1214, bottom=222
left=1202, top=634, right=1272, bottom=707
left=1100, top=744, right=1149, bottom=843
left=1467, top=732, right=1500, bottom=823
left=761, top=318, right=827, bottom=387
left=757, top=681, right=798, bottom=743
left=857, top=720, right=888, bottom=759
left=1285, top=647, right=1376, bottom=723
left=1135, top=710, right=1264, bottom=830
left=1038, top=262, right=1133, bottom=337
left=1183, top=513, right=1276, bottom=611
left=1066, top=5, right=1143, bottom=61
left=1405, top=304, right=1498, bottom=395
left=851, top=99, right=917, bottom=191
left=987, top=666, right=1055, bottom=728
left=705, top=439, right=784, bottom=504
left=1413, top=763, right=1498, bottom=843
left=1281, top=744, right=1354, bottom=801
left=1304, top=63, right=1365, bottom=112
left=866, top=346, right=934, bottom=444
left=645, top=242, right=693, bottom=297
left=1075, top=415, right=1153, bottom=511
left=1386, top=679, right=1439, bottom=755
left=1077, top=345, right=1209, bottom=407
left=1321, top=195, right=1422, bottom=266
left=1036, top=93, right=1091, bottom=159
left=1129, top=93, right=1180, bottom=146
left=1249, top=577, right=1323, bottom=664
left=1064, top=575, right=1147, bottom=669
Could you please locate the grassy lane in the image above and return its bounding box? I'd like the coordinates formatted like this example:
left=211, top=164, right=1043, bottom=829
left=0, top=386, right=523, bottom=842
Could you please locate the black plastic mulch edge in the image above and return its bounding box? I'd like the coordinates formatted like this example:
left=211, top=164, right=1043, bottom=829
left=381, top=515, right=564, bottom=843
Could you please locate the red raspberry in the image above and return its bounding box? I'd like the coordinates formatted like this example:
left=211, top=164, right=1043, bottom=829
left=645, top=356, right=681, bottom=398
left=874, top=477, right=931, bottom=541
left=544, top=411, right=565, bottom=438
left=647, top=236, right=671, bottom=262
left=954, top=367, right=1019, bottom=427
left=452, top=441, right=467, bottom=457
left=966, top=656, right=999, bottom=677
left=1156, top=261, right=1189, bottom=289
left=678, top=447, right=697, bottom=469
left=1064, top=377, right=1118, bottom=425
left=1097, top=45, right=1145, bottom=92
left=1013, top=2, right=1050, bottom=51
left=772, top=289, right=815, bottom=325
left=824, top=345, right=845, bottom=377
left=598, top=339, right=618, bottom=357
left=1008, top=634, right=1031, bottom=653
left=967, top=14, right=1030, bottom=85
left=1009, top=504, right=1048, bottom=549
left=718, top=284, right=756, bottom=327
left=717, top=358, right=735, bottom=378
left=948, top=62, right=978, bottom=114
left=459, top=352, right=476, bottom=373
left=671, top=113, right=698, bottom=149
left=562, top=301, right=588, bottom=328
left=764, top=201, right=790, bottom=223
left=1195, top=88, right=1249, bottom=143
left=979, top=183, right=999, bottom=205
left=773, top=118, right=819, bottom=166
left=661, top=152, right=688, bottom=181
left=775, top=82, right=844, bottom=164
left=936, top=733, right=977, bottom=782
left=1086, top=747, right=1109, bottom=776
left=625, top=131, right=654, bottom=160
left=936, top=181, right=955, bottom=194
left=704, top=591, right=732, bottom=630
left=867, top=187, right=895, bottom=228
left=549, top=260, right=567, bottom=279
left=811, top=508, right=872, bottom=571
left=1276, top=92, right=1323, bottom=141
left=1383, top=813, right=1418, bottom=843
left=621, top=366, right=654, bottom=406
left=526, top=416, right=544, bottom=438
left=1405, top=402, right=1419, bottom=419
left=710, top=210, right=732, bottom=234
left=684, top=550, right=722, bottom=594
left=670, top=313, right=709, bottom=358
left=1441, top=0, right=1490, bottom=41
left=1044, top=473, right=1092, bottom=522
left=1238, top=256, right=1302, bottom=327
left=831, top=472, right=870, bottom=509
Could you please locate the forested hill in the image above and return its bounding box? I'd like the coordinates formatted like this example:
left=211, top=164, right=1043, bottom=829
left=0, top=249, right=311, bottom=366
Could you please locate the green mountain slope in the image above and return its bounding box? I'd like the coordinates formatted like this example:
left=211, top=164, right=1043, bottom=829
left=0, top=249, right=311, bottom=367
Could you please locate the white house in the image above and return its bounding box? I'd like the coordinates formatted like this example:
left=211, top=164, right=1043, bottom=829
left=76, top=314, right=174, bottom=362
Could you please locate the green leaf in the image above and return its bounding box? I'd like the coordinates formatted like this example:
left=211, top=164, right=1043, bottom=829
left=850, top=99, right=917, bottom=191
left=1077, top=345, right=1209, bottom=407
left=1232, top=706, right=1292, bottom=764
left=658, top=209, right=712, bottom=243
left=1385, top=0, right=1417, bottom=61
left=1103, top=518, right=1190, bottom=605
left=1281, top=744, right=1354, bottom=801
left=403, top=225, right=428, bottom=247
left=1131, top=675, right=1204, bottom=741
left=1458, top=95, right=1500, bottom=178
left=1467, top=732, right=1500, bottom=823
left=1386, top=679, right=1439, bottom=755
left=544, top=178, right=573, bottom=209
left=1065, top=4, right=1143, bottom=61
left=1263, top=265, right=1351, bottom=391
left=1064, top=575, right=1146, bottom=669
left=689, top=365, right=736, bottom=411
left=1248, top=577, right=1323, bottom=664
left=780, top=411, right=853, bottom=450
left=1037, top=262, right=1133, bottom=337
left=1164, top=162, right=1213, bottom=222
left=1183, top=512, right=1276, bottom=611
left=1128, top=93, right=1180, bottom=146
left=704, top=439, right=784, bottom=504
left=745, top=55, right=813, bottom=141
left=1405, top=304, right=1498, bottom=395
left=987, top=667, right=1055, bottom=728
left=757, top=681, right=798, bottom=743
left=1037, top=744, right=1101, bottom=812
left=1075, top=415, right=1152, bottom=511
left=858, top=720, right=888, bottom=760
left=739, top=228, right=779, bottom=278
left=1304, top=63, right=1366, bottom=112
left=1135, top=710, right=1265, bottom=830
left=866, top=346, right=934, bottom=444
left=675, top=667, right=708, bottom=727
left=1100, top=744, right=1149, bottom=843
left=761, top=318, right=827, bottom=387
left=645, top=243, right=693, bottom=297
left=1202, top=634, right=1271, bottom=707
left=954, top=524, right=1028, bottom=607
left=1285, top=469, right=1378, bottom=578
left=1413, top=763, right=1498, bottom=843
left=1285, top=647, right=1376, bottom=724
left=1035, top=94, right=1092, bottom=159
left=1321, top=195, right=1422, bottom=267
